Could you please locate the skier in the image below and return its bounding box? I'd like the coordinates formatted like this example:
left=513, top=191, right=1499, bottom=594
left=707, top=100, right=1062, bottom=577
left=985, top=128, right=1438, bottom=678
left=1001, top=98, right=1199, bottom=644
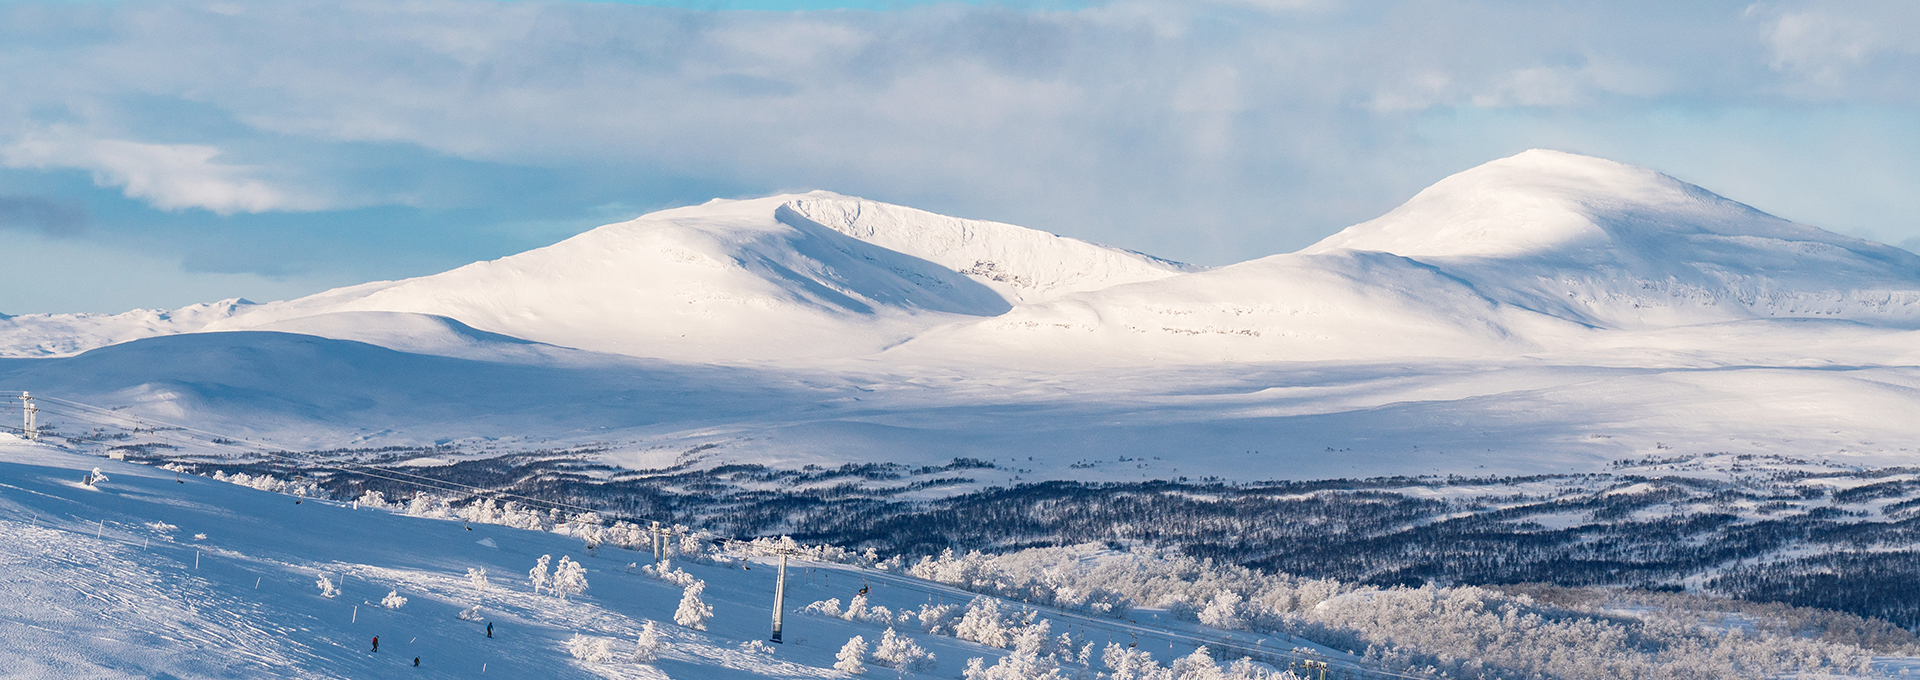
left=372, top=636, right=379, bottom=652
left=486, top=621, right=493, bottom=638
left=413, top=657, right=420, bottom=667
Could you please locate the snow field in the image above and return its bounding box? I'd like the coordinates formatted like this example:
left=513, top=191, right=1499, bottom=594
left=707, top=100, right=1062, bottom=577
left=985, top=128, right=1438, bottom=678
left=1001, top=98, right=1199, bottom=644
left=0, top=441, right=1344, bottom=679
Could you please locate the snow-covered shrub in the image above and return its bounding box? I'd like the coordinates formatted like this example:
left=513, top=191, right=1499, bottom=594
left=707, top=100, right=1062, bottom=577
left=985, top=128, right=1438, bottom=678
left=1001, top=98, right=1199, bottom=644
left=802, top=598, right=844, bottom=618
left=1168, top=646, right=1222, bottom=680
left=642, top=562, right=698, bottom=587
left=916, top=602, right=960, bottom=635
left=738, top=639, right=774, bottom=655
left=381, top=590, right=408, bottom=609
left=567, top=634, right=615, bottom=663
left=873, top=627, right=934, bottom=671
left=529, top=554, right=551, bottom=595
left=954, top=597, right=1016, bottom=648
left=674, top=581, right=713, bottom=630
left=634, top=620, right=666, bottom=663
left=1103, top=643, right=1164, bottom=680
left=457, top=605, right=483, bottom=621
left=467, top=567, right=489, bottom=590
left=354, top=490, right=391, bottom=509
left=552, top=555, right=588, bottom=600
left=316, top=573, right=339, bottom=598
left=840, top=593, right=894, bottom=625
left=835, top=635, right=867, bottom=674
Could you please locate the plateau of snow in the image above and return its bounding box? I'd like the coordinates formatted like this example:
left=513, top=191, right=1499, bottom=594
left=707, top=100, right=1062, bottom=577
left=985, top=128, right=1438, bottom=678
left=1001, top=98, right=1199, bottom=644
left=3, top=150, right=1918, bottom=483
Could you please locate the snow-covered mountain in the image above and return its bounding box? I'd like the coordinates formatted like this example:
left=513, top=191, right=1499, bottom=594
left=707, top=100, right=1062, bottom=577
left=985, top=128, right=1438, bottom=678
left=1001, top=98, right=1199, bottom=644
left=0, top=298, right=254, bottom=359
left=4, top=150, right=1920, bottom=482
left=898, top=150, right=1920, bottom=365
left=1306, top=150, right=1920, bottom=330
left=8, top=154, right=1916, bottom=365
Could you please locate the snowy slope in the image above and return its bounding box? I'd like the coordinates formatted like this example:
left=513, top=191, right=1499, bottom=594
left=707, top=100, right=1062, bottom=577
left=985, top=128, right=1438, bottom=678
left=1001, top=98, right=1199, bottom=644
left=1304, top=150, right=1920, bottom=329
left=892, top=249, right=1585, bottom=366
left=191, top=192, right=1192, bottom=363
left=776, top=195, right=1198, bottom=305
left=0, top=299, right=253, bottom=359
left=0, top=437, right=1338, bottom=680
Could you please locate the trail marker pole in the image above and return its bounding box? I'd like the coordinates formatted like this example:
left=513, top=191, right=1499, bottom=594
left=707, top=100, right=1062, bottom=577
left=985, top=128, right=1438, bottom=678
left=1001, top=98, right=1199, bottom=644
left=771, top=552, right=788, bottom=643
left=650, top=522, right=661, bottom=563
left=353, top=605, right=357, bottom=623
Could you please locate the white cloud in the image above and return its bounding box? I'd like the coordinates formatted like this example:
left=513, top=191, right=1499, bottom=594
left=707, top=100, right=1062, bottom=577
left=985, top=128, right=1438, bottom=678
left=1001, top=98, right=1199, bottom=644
left=1, top=128, right=320, bottom=214
left=0, top=0, right=1918, bottom=268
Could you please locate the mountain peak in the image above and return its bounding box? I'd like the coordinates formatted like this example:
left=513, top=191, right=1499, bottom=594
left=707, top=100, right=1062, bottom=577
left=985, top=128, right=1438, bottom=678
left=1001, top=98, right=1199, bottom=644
left=1304, top=149, right=1783, bottom=260
left=1306, top=149, right=1920, bottom=329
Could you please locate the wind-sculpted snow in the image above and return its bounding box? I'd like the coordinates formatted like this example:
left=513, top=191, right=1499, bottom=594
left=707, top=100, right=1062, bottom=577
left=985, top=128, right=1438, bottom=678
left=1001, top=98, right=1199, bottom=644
left=777, top=194, right=1197, bottom=305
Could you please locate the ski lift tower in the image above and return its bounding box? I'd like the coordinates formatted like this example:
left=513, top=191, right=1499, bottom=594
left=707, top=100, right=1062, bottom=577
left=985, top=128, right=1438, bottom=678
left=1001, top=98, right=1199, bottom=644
left=20, top=391, right=36, bottom=441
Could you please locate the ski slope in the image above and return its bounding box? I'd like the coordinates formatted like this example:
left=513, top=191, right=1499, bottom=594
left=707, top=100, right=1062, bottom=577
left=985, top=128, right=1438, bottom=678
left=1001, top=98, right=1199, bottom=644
left=0, top=436, right=1348, bottom=680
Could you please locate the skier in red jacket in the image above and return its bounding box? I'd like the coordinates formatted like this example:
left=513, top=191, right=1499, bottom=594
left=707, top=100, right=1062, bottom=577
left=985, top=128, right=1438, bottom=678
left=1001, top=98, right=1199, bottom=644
left=372, top=636, right=379, bottom=652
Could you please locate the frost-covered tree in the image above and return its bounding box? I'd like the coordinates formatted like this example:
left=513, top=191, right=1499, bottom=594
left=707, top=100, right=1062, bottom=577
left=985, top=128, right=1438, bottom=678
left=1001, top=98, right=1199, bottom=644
left=457, top=605, right=483, bottom=620
left=835, top=635, right=867, bottom=675
left=567, top=634, right=615, bottom=663
left=633, top=620, right=666, bottom=663
left=674, top=581, right=713, bottom=630
left=467, top=567, right=489, bottom=590
left=552, top=555, right=588, bottom=600
left=316, top=573, right=339, bottom=598
left=874, top=627, right=935, bottom=671
left=1198, top=590, right=1244, bottom=630
left=1104, top=643, right=1164, bottom=680
left=955, top=597, right=1012, bottom=648
left=529, top=554, right=552, bottom=595
left=1170, top=646, right=1224, bottom=680
left=381, top=590, right=408, bottom=609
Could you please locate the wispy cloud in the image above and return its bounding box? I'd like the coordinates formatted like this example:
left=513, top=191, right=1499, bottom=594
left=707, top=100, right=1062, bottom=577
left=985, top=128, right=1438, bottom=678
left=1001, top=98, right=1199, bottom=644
left=0, top=0, right=1918, bottom=311
left=1, top=128, right=320, bottom=214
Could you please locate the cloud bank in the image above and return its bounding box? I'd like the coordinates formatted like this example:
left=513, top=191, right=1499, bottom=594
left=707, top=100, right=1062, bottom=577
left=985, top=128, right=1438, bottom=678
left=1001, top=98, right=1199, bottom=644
left=1, top=0, right=1918, bottom=312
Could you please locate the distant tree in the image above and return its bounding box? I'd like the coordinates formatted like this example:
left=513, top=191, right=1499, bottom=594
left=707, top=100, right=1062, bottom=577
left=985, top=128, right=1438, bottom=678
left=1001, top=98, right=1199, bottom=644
left=467, top=567, right=489, bottom=590
left=381, top=590, right=408, bottom=609
left=316, top=573, right=339, bottom=598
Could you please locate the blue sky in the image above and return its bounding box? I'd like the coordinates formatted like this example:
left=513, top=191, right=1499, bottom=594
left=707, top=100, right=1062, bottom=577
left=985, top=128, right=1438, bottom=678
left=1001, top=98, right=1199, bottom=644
left=3, top=0, right=1919, bottom=313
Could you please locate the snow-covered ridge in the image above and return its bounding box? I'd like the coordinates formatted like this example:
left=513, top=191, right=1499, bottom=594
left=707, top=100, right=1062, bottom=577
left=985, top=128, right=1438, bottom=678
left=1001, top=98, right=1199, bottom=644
left=1304, top=149, right=1920, bottom=330
left=5, top=152, right=1919, bottom=364
left=0, top=298, right=254, bottom=358
left=776, top=194, right=1197, bottom=305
